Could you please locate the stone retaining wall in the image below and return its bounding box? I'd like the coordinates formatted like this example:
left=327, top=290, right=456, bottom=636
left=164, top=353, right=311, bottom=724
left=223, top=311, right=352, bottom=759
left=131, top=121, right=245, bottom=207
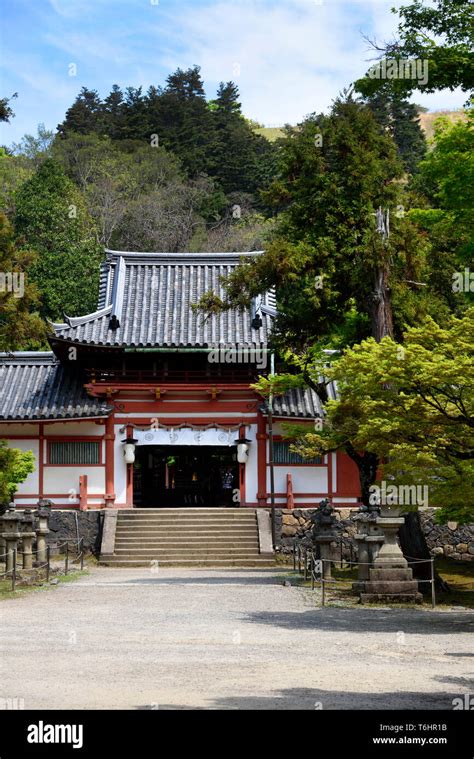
left=46, top=511, right=104, bottom=554
left=274, top=507, right=474, bottom=561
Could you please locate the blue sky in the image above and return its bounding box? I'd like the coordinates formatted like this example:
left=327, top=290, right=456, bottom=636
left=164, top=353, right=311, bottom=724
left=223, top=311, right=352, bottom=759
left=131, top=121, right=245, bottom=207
left=0, top=0, right=465, bottom=145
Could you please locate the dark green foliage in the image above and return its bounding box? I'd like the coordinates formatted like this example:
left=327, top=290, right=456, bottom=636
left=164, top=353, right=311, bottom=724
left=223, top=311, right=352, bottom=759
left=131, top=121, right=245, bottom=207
left=14, top=159, right=103, bottom=321
left=204, top=94, right=449, bottom=351
left=365, top=89, right=427, bottom=174
left=355, top=0, right=474, bottom=99
left=57, top=67, right=277, bottom=196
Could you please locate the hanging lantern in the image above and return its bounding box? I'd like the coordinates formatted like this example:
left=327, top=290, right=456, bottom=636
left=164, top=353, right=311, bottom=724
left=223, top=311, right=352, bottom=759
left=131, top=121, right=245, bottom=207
left=234, top=437, right=251, bottom=464
left=122, top=437, right=138, bottom=464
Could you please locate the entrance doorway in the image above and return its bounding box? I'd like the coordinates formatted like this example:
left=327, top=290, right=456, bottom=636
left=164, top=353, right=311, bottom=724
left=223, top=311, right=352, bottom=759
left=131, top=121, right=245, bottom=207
left=133, top=446, right=239, bottom=508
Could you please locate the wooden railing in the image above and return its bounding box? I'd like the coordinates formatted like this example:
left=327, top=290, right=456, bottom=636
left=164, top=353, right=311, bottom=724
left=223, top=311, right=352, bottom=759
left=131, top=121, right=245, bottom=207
left=86, top=368, right=260, bottom=384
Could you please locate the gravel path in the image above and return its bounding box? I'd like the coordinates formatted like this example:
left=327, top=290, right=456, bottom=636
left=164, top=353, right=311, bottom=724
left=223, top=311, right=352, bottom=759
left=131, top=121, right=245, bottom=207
left=1, top=567, right=473, bottom=710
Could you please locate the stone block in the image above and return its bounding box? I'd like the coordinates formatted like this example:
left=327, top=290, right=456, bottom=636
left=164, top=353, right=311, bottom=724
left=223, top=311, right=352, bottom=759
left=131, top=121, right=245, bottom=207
left=360, top=593, right=423, bottom=604
left=369, top=568, right=414, bottom=582
left=363, top=580, right=420, bottom=594
left=456, top=543, right=468, bottom=553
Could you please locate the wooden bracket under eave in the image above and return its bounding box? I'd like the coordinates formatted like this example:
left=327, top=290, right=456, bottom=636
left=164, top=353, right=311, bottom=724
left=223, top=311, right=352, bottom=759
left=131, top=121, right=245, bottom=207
left=207, top=387, right=222, bottom=401
left=154, top=388, right=168, bottom=400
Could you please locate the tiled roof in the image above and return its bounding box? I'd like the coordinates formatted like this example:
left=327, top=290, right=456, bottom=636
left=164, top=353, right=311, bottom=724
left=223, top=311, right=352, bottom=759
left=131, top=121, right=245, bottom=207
left=52, top=250, right=273, bottom=349
left=0, top=354, right=112, bottom=421
left=263, top=384, right=338, bottom=419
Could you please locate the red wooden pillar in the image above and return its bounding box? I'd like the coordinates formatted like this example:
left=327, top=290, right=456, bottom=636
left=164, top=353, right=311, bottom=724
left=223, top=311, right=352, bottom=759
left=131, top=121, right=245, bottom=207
left=126, top=424, right=134, bottom=508
left=104, top=413, right=116, bottom=508
left=39, top=423, right=44, bottom=499
left=79, top=475, right=88, bottom=511
left=256, top=412, right=267, bottom=507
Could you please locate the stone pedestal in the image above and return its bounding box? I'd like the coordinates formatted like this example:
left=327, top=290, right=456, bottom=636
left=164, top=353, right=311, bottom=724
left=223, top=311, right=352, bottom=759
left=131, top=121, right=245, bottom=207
left=352, top=509, right=384, bottom=592
left=360, top=506, right=422, bottom=604
left=35, top=500, right=52, bottom=564
left=20, top=509, right=36, bottom=570
left=1, top=505, right=22, bottom=573
left=311, top=499, right=337, bottom=580
left=314, top=536, right=333, bottom=579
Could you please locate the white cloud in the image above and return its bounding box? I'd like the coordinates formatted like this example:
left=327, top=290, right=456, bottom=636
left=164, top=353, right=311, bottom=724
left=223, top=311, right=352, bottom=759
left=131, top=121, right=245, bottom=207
left=152, top=0, right=403, bottom=124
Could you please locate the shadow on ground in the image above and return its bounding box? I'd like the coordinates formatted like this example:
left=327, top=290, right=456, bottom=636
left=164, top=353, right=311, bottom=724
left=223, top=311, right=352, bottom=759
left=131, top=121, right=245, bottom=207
left=242, top=607, right=474, bottom=635
left=136, top=686, right=463, bottom=710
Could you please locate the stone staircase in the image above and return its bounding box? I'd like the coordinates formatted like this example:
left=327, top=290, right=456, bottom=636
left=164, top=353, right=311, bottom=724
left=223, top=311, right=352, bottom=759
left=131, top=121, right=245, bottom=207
left=100, top=508, right=275, bottom=568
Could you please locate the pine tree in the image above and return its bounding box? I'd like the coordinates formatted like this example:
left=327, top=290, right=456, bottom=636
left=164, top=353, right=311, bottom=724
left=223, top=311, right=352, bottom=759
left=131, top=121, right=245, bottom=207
left=58, top=87, right=104, bottom=136
left=14, top=159, right=102, bottom=320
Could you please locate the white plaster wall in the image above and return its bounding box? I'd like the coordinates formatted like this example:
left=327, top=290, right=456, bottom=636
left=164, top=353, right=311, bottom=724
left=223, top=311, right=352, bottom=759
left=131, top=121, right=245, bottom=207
left=0, top=424, right=39, bottom=436
left=268, top=465, right=328, bottom=496
left=43, top=468, right=105, bottom=497
left=44, top=422, right=104, bottom=437
left=6, top=439, right=39, bottom=494
left=244, top=423, right=258, bottom=503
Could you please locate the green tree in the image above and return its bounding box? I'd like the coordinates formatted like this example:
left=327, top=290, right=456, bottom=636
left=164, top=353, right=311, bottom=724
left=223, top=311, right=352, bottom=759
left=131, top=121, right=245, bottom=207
left=0, top=441, right=35, bottom=504
left=0, top=93, right=17, bottom=123
left=210, top=82, right=277, bottom=195
left=14, top=159, right=102, bottom=320
left=410, top=111, right=474, bottom=267
left=203, top=94, right=445, bottom=350
left=58, top=87, right=104, bottom=136
left=0, top=148, right=34, bottom=216
left=356, top=0, right=474, bottom=99
left=0, top=212, right=46, bottom=350
left=365, top=90, right=427, bottom=174
left=11, top=123, right=55, bottom=167
left=289, top=310, right=474, bottom=524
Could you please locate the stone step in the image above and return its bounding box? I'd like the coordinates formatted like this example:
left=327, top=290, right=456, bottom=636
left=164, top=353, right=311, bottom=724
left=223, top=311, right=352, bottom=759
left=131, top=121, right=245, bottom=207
left=117, top=510, right=255, bottom=516
left=114, top=548, right=260, bottom=560
left=116, top=517, right=257, bottom=524
left=115, top=517, right=256, bottom=523
left=360, top=593, right=423, bottom=604
left=363, top=580, right=420, bottom=594
left=115, top=528, right=257, bottom=540
left=100, top=558, right=276, bottom=568
left=115, top=540, right=259, bottom=549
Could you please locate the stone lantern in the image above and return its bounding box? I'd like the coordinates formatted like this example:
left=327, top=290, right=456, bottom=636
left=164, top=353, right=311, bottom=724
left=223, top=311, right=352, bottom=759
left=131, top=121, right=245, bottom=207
left=352, top=504, right=384, bottom=591
left=360, top=504, right=422, bottom=603
left=1, top=504, right=22, bottom=573
left=311, top=498, right=337, bottom=580
left=0, top=502, right=8, bottom=557
left=35, top=499, right=52, bottom=564
left=20, top=509, right=36, bottom=570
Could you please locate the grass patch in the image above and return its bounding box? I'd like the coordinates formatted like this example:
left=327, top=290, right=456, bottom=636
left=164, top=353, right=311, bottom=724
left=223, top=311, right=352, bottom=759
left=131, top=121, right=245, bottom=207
left=285, top=557, right=474, bottom=609
left=0, top=568, right=88, bottom=601
left=435, top=557, right=474, bottom=609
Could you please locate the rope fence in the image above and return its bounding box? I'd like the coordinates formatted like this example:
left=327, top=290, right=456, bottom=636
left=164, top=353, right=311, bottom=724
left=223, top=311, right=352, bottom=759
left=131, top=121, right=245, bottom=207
left=292, top=541, right=437, bottom=608
left=0, top=538, right=85, bottom=592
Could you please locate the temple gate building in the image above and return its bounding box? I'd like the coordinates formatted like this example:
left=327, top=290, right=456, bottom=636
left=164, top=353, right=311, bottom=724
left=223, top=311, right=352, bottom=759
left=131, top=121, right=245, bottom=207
left=0, top=250, right=361, bottom=514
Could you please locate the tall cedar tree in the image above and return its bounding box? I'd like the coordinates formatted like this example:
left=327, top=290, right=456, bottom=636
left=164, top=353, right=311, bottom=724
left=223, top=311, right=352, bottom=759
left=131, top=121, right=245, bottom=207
left=365, top=89, right=427, bottom=174
left=0, top=212, right=46, bottom=351
left=14, top=160, right=103, bottom=321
